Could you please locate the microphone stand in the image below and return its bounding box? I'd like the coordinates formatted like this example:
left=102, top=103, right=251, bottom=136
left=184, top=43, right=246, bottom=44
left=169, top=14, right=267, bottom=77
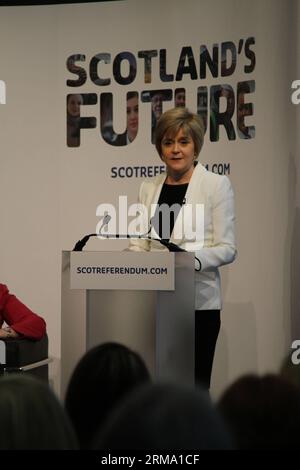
left=72, top=216, right=201, bottom=268
left=73, top=232, right=185, bottom=252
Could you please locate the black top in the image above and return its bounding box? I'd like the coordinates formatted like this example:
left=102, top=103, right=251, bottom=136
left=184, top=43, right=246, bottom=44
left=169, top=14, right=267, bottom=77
left=152, top=183, right=188, bottom=240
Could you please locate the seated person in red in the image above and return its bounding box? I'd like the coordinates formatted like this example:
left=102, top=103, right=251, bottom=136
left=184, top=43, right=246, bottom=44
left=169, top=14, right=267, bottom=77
left=0, top=284, right=46, bottom=340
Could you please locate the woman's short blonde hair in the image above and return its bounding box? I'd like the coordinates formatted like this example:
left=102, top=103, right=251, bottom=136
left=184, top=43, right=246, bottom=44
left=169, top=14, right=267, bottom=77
left=155, top=107, right=205, bottom=158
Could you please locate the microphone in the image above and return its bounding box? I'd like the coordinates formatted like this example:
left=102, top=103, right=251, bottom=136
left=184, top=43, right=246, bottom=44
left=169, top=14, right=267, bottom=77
left=73, top=214, right=112, bottom=251
left=99, top=213, right=112, bottom=233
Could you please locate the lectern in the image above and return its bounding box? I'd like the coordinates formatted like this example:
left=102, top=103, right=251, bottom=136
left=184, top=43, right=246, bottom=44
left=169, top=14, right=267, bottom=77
left=61, top=251, right=195, bottom=398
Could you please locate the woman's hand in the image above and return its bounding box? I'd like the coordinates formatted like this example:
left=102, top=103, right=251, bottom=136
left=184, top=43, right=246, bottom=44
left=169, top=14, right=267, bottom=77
left=0, top=327, right=19, bottom=339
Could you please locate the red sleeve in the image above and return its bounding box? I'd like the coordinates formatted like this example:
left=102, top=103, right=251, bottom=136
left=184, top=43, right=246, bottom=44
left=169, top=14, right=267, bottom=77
left=0, top=284, right=46, bottom=340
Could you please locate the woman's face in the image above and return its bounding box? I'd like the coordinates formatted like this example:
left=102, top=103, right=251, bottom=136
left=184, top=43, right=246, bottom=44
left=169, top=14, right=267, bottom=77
left=161, top=128, right=195, bottom=180
left=67, top=94, right=83, bottom=117
left=126, top=96, right=139, bottom=140
left=151, top=94, right=163, bottom=119
left=175, top=91, right=185, bottom=107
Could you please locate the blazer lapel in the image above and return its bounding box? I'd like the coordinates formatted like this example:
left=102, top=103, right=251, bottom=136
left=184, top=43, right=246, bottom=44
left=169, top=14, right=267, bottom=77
left=169, top=163, right=206, bottom=244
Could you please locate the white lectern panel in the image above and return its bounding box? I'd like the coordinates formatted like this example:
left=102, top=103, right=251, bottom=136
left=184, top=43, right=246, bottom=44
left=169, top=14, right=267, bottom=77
left=61, top=251, right=194, bottom=398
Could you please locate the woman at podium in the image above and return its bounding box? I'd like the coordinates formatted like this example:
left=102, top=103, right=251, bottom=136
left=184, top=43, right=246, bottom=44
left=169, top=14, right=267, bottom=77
left=0, top=283, right=46, bottom=340
left=129, top=107, right=236, bottom=389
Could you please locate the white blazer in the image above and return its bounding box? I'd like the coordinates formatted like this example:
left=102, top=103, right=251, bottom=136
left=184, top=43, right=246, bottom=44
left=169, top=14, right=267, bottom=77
left=129, top=163, right=237, bottom=310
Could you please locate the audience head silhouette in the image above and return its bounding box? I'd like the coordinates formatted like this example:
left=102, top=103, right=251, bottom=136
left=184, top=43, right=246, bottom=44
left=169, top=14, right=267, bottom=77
left=65, top=342, right=150, bottom=448
left=218, top=373, right=300, bottom=449
left=0, top=374, right=77, bottom=449
left=280, top=350, right=300, bottom=389
left=93, top=382, right=233, bottom=450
